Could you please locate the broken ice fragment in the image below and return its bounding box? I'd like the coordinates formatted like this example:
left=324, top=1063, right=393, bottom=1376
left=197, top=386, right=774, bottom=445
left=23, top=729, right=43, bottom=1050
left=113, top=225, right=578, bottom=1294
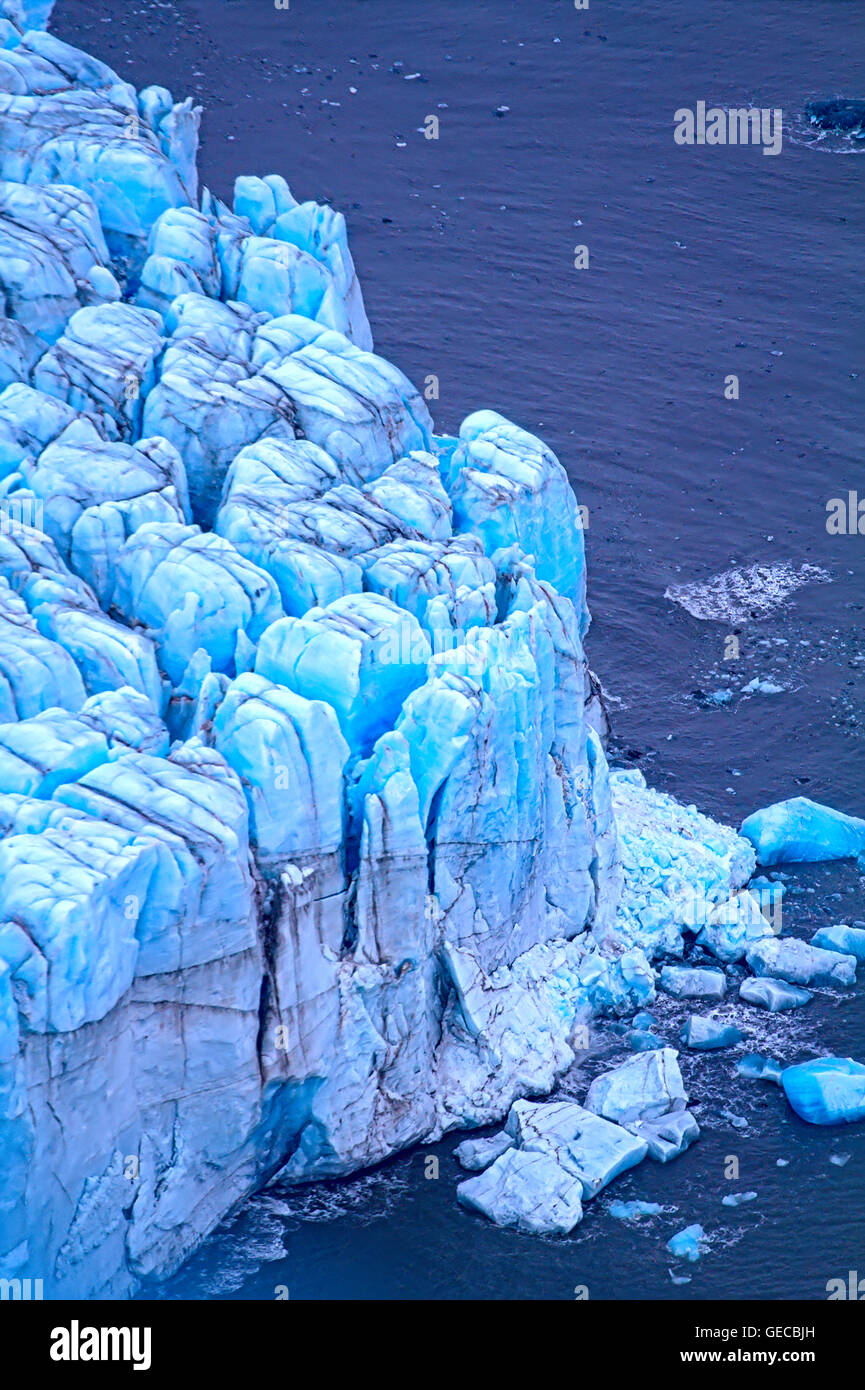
left=781, top=1058, right=865, bottom=1126
left=741, top=796, right=865, bottom=866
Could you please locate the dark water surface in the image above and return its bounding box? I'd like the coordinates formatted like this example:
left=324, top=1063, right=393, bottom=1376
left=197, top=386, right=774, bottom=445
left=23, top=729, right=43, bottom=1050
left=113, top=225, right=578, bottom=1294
left=51, top=0, right=865, bottom=1298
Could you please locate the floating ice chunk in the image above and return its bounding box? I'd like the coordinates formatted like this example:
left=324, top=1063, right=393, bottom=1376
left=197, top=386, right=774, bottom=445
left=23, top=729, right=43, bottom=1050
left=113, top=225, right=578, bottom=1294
left=505, top=1098, right=648, bottom=1199
left=735, top=1052, right=783, bottom=1084
left=584, top=1047, right=687, bottom=1126
left=781, top=1058, right=865, bottom=1126
left=665, top=562, right=829, bottom=625
left=812, top=924, right=865, bottom=962
left=627, top=1110, right=700, bottom=1163
left=627, top=1030, right=666, bottom=1051
left=722, top=1191, right=758, bottom=1207
left=609, top=1199, right=664, bottom=1220
left=741, top=796, right=865, bottom=866
left=742, top=677, right=784, bottom=695
left=829, top=1152, right=851, bottom=1167
left=457, top=1146, right=584, bottom=1235
left=739, top=976, right=812, bottom=1011
left=632, top=1010, right=655, bottom=1030
left=666, top=1223, right=709, bottom=1261
left=680, top=1015, right=744, bottom=1050
left=660, top=966, right=726, bottom=1000
left=112, top=522, right=283, bottom=686
left=698, top=889, right=775, bottom=963
left=745, top=937, right=856, bottom=988
left=453, top=1131, right=513, bottom=1172
left=255, top=593, right=430, bottom=759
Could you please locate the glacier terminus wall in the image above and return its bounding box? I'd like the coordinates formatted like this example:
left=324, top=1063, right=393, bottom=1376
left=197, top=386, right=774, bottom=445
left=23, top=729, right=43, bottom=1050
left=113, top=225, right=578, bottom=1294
left=0, top=4, right=755, bottom=1297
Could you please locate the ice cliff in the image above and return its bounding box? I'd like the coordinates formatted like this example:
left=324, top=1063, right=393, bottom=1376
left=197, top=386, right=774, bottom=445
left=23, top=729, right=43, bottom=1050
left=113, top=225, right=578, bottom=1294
left=0, top=9, right=756, bottom=1296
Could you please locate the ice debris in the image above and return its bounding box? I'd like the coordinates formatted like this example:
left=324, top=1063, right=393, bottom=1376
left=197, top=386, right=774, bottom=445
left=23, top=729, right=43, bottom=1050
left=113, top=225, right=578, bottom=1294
left=680, top=1016, right=745, bottom=1050
left=666, top=1224, right=709, bottom=1261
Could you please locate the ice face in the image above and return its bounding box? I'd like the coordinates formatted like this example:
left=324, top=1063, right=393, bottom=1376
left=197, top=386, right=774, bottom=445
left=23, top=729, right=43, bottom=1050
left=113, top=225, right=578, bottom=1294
left=0, top=11, right=762, bottom=1297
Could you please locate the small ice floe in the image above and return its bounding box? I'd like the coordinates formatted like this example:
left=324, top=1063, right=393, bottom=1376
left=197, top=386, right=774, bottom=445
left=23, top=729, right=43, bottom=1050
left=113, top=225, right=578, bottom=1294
left=721, top=1110, right=749, bottom=1131
left=736, top=1052, right=783, bottom=1084
left=669, top=1269, right=692, bottom=1285
left=722, top=1191, right=758, bottom=1207
left=781, top=1058, right=865, bottom=1126
left=740, top=796, right=865, bottom=866
left=660, top=966, right=726, bottom=1001
left=742, top=677, right=785, bottom=695
left=608, top=1199, right=665, bottom=1221
left=454, top=1131, right=513, bottom=1172
left=680, top=1015, right=744, bottom=1050
left=829, top=1153, right=852, bottom=1168
left=667, top=1224, right=709, bottom=1261
left=812, top=924, right=865, bottom=962
left=745, top=937, right=856, bottom=988
left=627, top=1029, right=667, bottom=1052
left=665, top=561, right=829, bottom=624
left=739, top=977, right=812, bottom=1012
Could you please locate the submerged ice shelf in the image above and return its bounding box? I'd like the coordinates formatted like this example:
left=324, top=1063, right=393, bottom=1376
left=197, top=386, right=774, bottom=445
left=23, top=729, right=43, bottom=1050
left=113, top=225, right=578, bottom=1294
left=0, top=3, right=861, bottom=1295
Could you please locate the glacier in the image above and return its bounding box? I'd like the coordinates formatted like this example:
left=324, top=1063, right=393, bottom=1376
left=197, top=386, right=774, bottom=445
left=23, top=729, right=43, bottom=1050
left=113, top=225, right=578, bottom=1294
left=0, top=4, right=856, bottom=1294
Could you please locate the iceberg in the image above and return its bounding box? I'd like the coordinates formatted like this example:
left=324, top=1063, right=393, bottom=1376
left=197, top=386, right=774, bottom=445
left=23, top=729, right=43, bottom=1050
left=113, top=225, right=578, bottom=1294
left=738, top=977, right=812, bottom=1011
left=741, top=796, right=865, bottom=866
left=745, top=937, right=857, bottom=988
left=781, top=1058, right=865, bottom=1126
left=584, top=1047, right=687, bottom=1125
left=667, top=1224, right=709, bottom=1262
left=659, top=966, right=726, bottom=1000
left=811, top=924, right=865, bottom=962
left=735, top=1052, right=783, bottom=1084
left=680, top=1016, right=745, bottom=1050
left=457, top=1147, right=585, bottom=1236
